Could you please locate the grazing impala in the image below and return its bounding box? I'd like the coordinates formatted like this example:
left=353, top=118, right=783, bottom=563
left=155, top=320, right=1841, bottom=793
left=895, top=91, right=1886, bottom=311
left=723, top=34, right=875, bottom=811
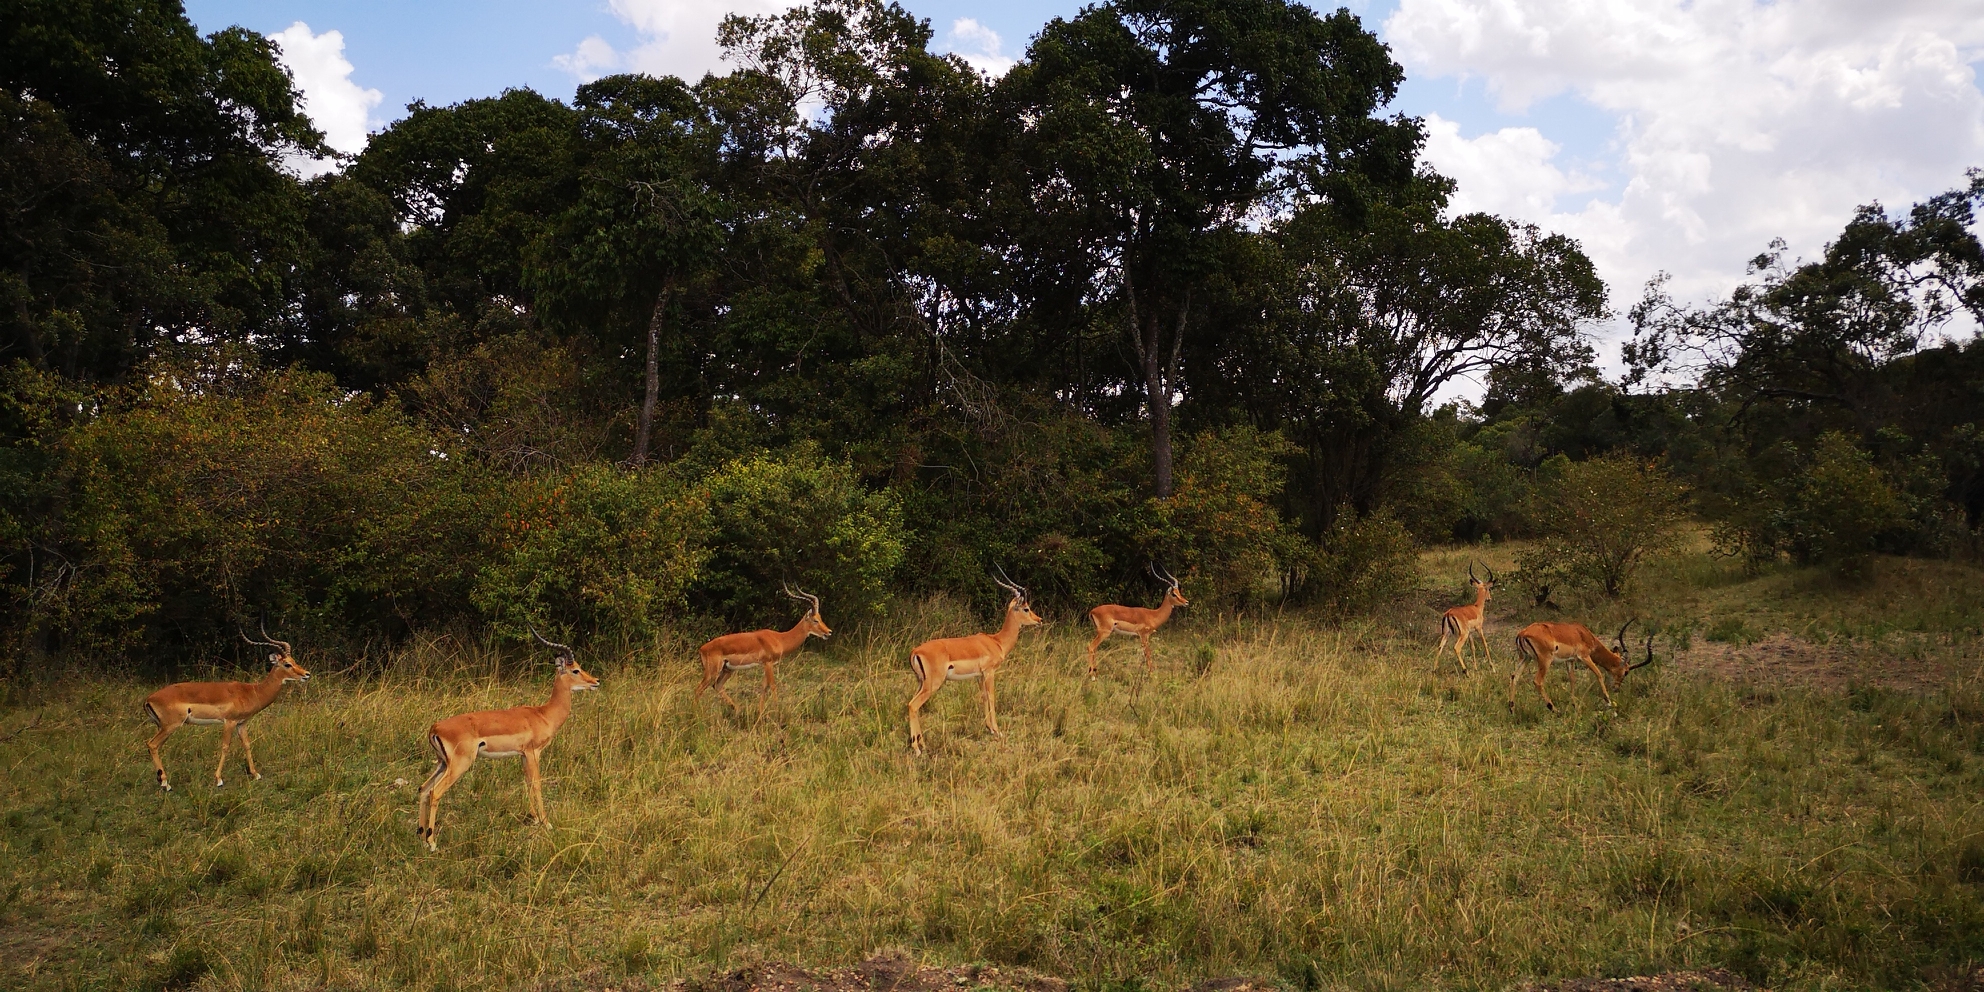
left=906, top=569, right=1043, bottom=755
left=1433, top=562, right=1495, bottom=674
left=1085, top=564, right=1189, bottom=678
left=415, top=630, right=600, bottom=851
left=1510, top=619, right=1655, bottom=712
left=144, top=626, right=312, bottom=791
left=696, top=585, right=831, bottom=721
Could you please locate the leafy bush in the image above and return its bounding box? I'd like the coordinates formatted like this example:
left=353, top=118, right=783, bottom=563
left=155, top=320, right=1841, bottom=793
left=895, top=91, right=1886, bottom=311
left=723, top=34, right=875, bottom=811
left=43, top=362, right=478, bottom=653
left=1715, top=433, right=1915, bottom=577
left=473, top=465, right=710, bottom=640
left=1518, top=454, right=1687, bottom=597
left=1127, top=427, right=1301, bottom=607
left=1298, top=505, right=1419, bottom=612
left=693, top=445, right=905, bottom=622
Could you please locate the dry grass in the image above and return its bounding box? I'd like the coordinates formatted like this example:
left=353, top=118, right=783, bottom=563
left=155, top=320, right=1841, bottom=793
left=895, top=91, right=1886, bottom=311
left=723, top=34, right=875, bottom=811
left=5, top=551, right=1984, bottom=991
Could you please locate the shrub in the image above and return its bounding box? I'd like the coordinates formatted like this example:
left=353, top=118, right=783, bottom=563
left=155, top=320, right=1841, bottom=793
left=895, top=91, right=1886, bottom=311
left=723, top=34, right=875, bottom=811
left=1518, top=454, right=1687, bottom=597
left=1127, top=427, right=1301, bottom=607
left=45, top=362, right=478, bottom=653
left=693, top=445, right=905, bottom=622
left=473, top=465, right=710, bottom=640
left=1299, top=505, right=1419, bottom=612
left=1714, top=433, right=1916, bottom=577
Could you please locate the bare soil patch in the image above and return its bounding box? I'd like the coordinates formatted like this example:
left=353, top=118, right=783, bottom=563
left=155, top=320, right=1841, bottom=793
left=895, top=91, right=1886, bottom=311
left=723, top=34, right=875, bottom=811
left=1522, top=969, right=1755, bottom=991
left=535, top=953, right=1069, bottom=992
left=1674, top=633, right=1951, bottom=693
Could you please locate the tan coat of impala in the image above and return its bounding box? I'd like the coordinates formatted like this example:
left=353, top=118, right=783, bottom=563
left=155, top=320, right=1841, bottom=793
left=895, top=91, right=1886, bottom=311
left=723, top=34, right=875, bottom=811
left=906, top=570, right=1042, bottom=755
left=416, top=631, right=600, bottom=851
left=696, top=585, right=831, bottom=720
left=1433, top=561, right=1495, bottom=674
left=1085, top=564, right=1189, bottom=678
left=144, top=627, right=311, bottom=791
left=1510, top=619, right=1654, bottom=712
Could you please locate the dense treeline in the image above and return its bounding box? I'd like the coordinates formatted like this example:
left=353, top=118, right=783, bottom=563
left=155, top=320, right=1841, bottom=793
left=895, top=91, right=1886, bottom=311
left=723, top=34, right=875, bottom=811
left=2, top=0, right=1981, bottom=666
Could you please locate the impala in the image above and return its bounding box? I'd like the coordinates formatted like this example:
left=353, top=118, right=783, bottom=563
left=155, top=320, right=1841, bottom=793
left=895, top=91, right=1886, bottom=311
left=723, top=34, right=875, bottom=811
left=415, top=630, right=600, bottom=851
left=1433, top=562, right=1495, bottom=674
left=144, top=626, right=311, bottom=791
left=696, top=585, right=831, bottom=721
left=906, top=568, right=1042, bottom=755
left=1085, top=564, right=1189, bottom=678
left=1510, top=619, right=1655, bottom=712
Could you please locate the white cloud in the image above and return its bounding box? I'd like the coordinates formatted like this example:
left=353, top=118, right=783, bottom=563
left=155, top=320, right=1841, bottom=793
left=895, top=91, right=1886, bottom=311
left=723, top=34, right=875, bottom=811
left=942, top=18, right=1016, bottom=77
left=553, top=36, right=626, bottom=84
left=1420, top=113, right=1604, bottom=218
left=269, top=22, right=383, bottom=175
left=554, top=0, right=787, bottom=85
left=1387, top=0, right=1984, bottom=335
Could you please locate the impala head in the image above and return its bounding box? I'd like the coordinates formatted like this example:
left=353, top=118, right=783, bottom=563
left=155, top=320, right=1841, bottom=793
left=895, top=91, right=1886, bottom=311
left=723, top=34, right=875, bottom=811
left=532, top=628, right=601, bottom=691
left=243, top=625, right=310, bottom=682
left=1151, top=563, right=1189, bottom=608
left=1618, top=619, right=1657, bottom=676
left=784, top=583, right=832, bottom=639
left=993, top=566, right=1044, bottom=628
left=1468, top=561, right=1496, bottom=600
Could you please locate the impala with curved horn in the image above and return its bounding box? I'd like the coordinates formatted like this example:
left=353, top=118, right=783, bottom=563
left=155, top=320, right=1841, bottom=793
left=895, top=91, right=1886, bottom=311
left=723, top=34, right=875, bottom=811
left=1433, top=561, right=1495, bottom=674
left=415, top=629, right=600, bottom=851
left=143, top=625, right=312, bottom=791
left=905, top=567, right=1043, bottom=755
left=1084, top=563, right=1189, bottom=679
left=1509, top=619, right=1656, bottom=712
left=696, top=584, right=832, bottom=721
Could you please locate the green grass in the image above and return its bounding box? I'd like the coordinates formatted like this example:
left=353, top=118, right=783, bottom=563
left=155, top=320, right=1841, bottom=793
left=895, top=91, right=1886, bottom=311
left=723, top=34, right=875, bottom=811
left=6, top=555, right=1984, bottom=991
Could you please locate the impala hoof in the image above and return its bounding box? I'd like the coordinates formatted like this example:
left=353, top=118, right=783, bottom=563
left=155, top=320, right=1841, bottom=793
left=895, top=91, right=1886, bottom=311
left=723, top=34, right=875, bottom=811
left=160, top=782, right=172, bottom=792
left=251, top=772, right=262, bottom=780
left=214, top=779, right=224, bottom=788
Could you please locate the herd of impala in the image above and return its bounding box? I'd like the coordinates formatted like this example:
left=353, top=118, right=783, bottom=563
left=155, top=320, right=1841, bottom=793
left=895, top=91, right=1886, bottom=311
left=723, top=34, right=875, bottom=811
left=142, top=562, right=1651, bottom=849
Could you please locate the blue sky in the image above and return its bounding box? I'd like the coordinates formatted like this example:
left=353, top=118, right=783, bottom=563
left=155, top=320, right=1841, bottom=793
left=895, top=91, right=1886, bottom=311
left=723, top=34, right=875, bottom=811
left=188, top=0, right=1984, bottom=370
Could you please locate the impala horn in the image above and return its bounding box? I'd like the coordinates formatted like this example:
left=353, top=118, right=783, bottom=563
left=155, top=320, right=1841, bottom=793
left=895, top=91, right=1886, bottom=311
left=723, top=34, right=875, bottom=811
left=1628, top=625, right=1658, bottom=672
left=242, top=621, right=293, bottom=657
left=992, top=564, right=1028, bottom=604
left=783, top=583, right=822, bottom=614
left=529, top=627, right=575, bottom=662
left=1467, top=561, right=1478, bottom=584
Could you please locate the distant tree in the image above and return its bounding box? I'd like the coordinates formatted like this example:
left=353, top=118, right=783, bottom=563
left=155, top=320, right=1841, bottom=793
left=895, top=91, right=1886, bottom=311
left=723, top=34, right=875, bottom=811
left=1518, top=455, right=1686, bottom=598
left=1000, top=0, right=1421, bottom=498
left=1, top=0, right=324, bottom=381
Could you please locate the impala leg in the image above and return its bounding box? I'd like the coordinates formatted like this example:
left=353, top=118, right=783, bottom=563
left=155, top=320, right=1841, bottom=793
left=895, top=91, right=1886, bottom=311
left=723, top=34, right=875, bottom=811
left=1452, top=625, right=1471, bottom=674
left=1580, top=655, right=1617, bottom=709
left=523, top=750, right=549, bottom=827
left=416, top=736, right=449, bottom=840
left=758, top=661, right=776, bottom=724
left=1140, top=634, right=1155, bottom=675
left=907, top=676, right=942, bottom=756
left=695, top=652, right=722, bottom=706
left=982, top=673, right=1001, bottom=737
left=1472, top=626, right=1490, bottom=667
left=419, top=745, right=473, bottom=852
left=145, top=704, right=180, bottom=792
left=1533, top=658, right=1557, bottom=712
left=713, top=667, right=742, bottom=712
left=1434, top=628, right=1453, bottom=672
left=236, top=723, right=262, bottom=780
left=213, top=720, right=237, bottom=787
left=1086, top=623, right=1109, bottom=679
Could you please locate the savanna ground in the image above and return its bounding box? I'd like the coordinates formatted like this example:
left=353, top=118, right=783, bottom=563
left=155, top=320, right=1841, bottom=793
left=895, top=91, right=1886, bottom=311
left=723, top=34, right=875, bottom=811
left=5, top=539, right=1984, bottom=992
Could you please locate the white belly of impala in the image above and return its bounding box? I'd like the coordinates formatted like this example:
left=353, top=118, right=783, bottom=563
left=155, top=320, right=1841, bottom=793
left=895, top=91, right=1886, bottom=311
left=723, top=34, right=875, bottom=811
left=945, top=669, right=984, bottom=681
left=479, top=749, right=522, bottom=758
left=185, top=716, right=223, bottom=725
left=723, top=660, right=762, bottom=671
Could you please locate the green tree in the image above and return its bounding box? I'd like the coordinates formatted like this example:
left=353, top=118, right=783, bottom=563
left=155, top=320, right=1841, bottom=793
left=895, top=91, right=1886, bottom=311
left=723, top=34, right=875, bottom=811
left=1518, top=455, right=1686, bottom=598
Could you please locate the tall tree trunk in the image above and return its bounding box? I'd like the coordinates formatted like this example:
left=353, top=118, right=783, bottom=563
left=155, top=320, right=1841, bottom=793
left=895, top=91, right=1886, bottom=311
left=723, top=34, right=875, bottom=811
left=1129, top=268, right=1189, bottom=500
left=631, top=279, right=673, bottom=468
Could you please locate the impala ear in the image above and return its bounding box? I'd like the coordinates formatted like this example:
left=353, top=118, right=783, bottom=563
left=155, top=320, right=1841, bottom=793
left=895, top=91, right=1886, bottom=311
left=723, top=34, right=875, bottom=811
left=268, top=652, right=281, bottom=664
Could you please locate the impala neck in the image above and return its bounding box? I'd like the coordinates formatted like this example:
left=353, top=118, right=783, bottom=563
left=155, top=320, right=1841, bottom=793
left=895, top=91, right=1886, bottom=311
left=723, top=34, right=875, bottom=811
left=250, top=664, right=288, bottom=704
left=774, top=616, right=814, bottom=654
left=993, top=605, right=1027, bottom=654
left=1473, top=584, right=1490, bottom=608
left=539, top=675, right=575, bottom=730
left=1152, top=597, right=1179, bottom=624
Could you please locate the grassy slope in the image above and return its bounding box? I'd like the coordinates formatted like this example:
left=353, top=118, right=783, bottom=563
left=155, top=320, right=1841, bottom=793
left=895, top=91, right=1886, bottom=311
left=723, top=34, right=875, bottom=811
left=4, top=551, right=1984, bottom=991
